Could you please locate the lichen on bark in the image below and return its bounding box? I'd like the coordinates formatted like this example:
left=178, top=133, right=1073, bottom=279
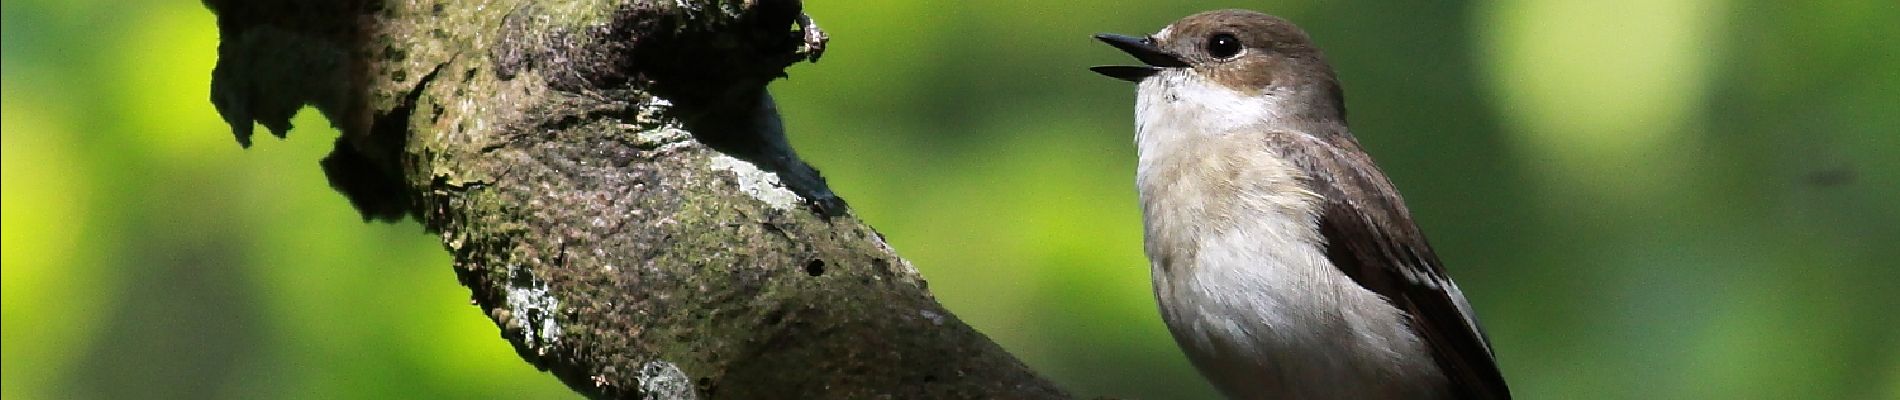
left=203, top=0, right=1070, bottom=398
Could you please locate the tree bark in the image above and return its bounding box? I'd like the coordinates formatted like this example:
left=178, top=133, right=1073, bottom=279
left=202, top=0, right=1071, bottom=398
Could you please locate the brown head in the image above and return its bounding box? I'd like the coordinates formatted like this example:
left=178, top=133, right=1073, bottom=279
left=1092, top=9, right=1346, bottom=121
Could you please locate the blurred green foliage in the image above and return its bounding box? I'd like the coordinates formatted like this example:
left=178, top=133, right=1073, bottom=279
left=4, top=0, right=1896, bottom=399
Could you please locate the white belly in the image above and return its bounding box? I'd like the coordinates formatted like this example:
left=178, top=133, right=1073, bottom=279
left=1151, top=225, right=1445, bottom=400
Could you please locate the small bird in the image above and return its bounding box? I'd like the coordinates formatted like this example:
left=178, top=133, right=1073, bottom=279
left=1090, top=9, right=1510, bottom=400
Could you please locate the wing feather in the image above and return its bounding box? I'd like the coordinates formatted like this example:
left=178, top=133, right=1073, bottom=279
left=1277, top=132, right=1512, bottom=399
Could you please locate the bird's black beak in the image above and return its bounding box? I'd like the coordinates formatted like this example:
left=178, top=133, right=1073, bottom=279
left=1090, top=33, right=1187, bottom=82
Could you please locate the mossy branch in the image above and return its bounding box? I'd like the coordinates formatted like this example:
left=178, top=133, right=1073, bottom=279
left=202, top=0, right=1070, bottom=398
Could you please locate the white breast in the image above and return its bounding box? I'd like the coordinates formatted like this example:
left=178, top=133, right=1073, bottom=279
left=1132, top=70, right=1446, bottom=399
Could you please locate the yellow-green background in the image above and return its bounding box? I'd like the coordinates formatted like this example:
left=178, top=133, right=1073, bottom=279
left=5, top=1, right=1897, bottom=399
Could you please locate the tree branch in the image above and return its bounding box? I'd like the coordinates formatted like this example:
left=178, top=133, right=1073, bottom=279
left=202, top=0, right=1071, bottom=398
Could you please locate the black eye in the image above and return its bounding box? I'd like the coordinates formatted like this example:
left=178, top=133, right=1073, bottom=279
left=1206, top=33, right=1242, bottom=59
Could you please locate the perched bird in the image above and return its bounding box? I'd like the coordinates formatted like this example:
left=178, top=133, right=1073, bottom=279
left=1090, top=9, right=1510, bottom=400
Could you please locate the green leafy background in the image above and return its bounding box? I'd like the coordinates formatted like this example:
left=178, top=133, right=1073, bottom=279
left=5, top=1, right=1897, bottom=399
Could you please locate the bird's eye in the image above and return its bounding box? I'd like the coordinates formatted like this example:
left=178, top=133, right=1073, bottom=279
left=1206, top=33, right=1242, bottom=59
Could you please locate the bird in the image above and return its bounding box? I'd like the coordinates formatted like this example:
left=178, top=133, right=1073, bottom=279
left=1089, top=9, right=1511, bottom=400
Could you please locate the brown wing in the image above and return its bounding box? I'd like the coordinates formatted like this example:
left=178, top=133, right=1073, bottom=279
left=1279, top=132, right=1512, bottom=399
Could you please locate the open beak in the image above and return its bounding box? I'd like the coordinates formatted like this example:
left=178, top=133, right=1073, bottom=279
left=1090, top=33, right=1187, bottom=82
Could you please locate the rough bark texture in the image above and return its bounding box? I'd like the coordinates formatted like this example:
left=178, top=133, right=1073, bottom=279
left=202, top=0, right=1071, bottom=399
